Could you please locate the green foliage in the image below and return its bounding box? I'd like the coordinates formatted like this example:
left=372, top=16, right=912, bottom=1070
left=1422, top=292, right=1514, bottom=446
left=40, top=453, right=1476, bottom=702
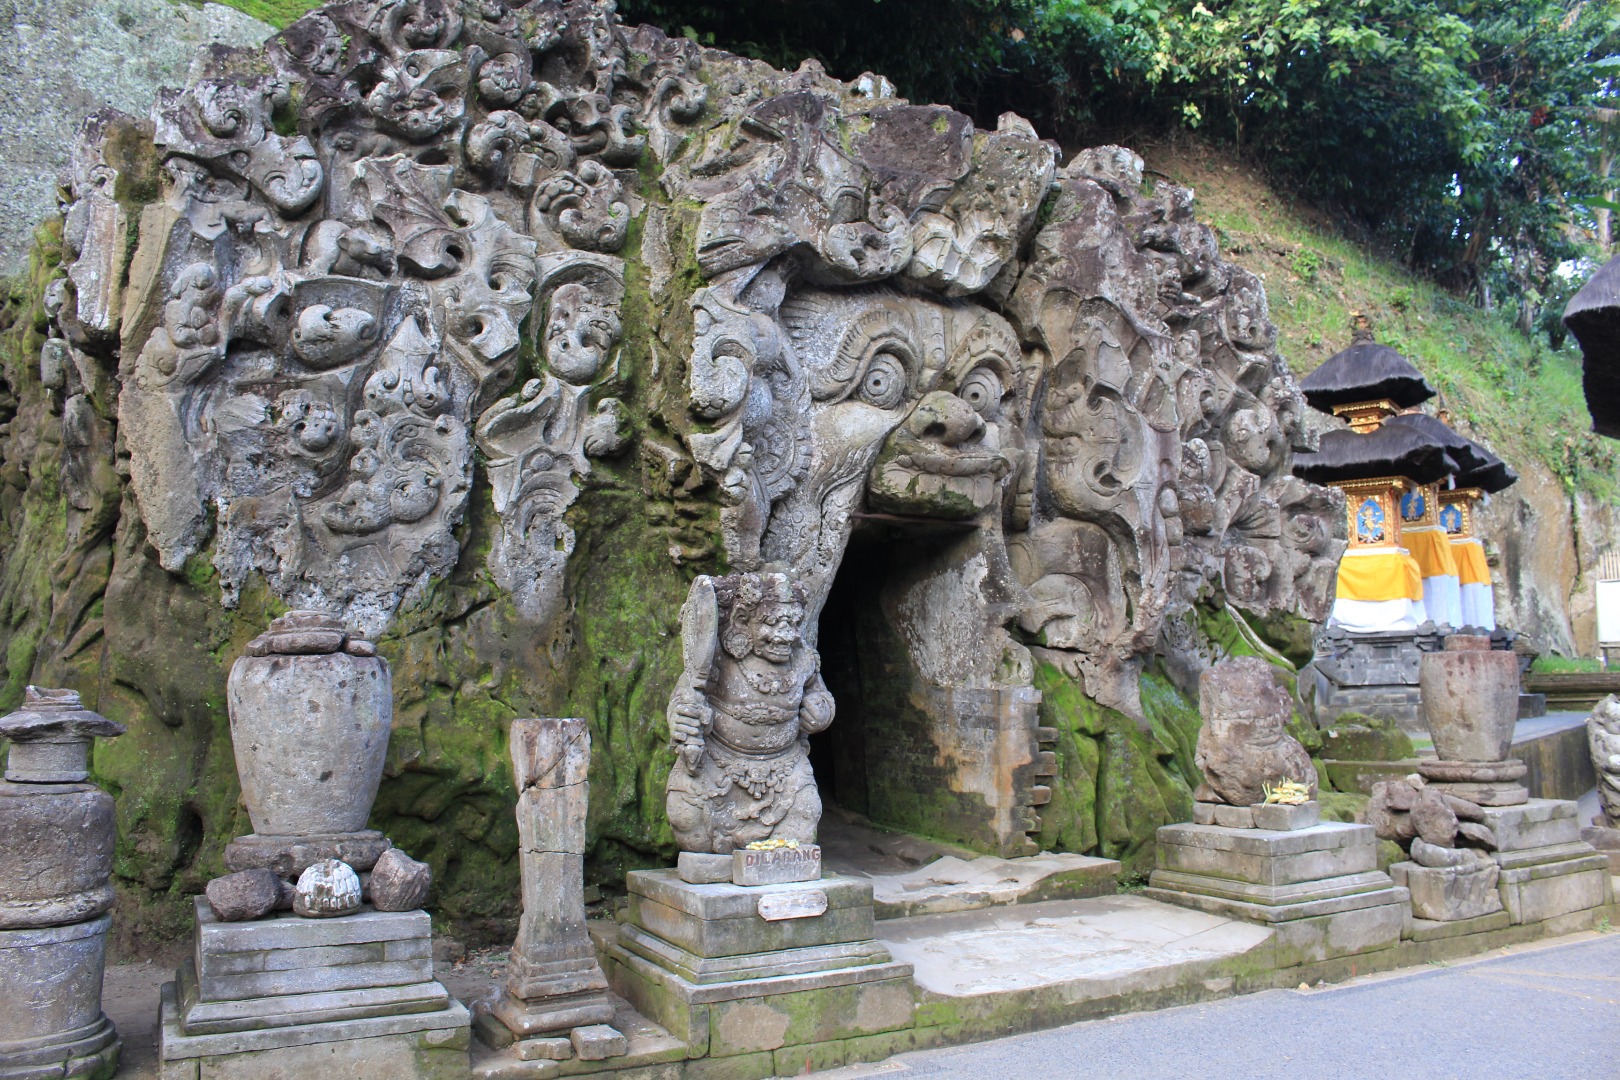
left=1530, top=653, right=1606, bottom=673
left=172, top=0, right=327, bottom=27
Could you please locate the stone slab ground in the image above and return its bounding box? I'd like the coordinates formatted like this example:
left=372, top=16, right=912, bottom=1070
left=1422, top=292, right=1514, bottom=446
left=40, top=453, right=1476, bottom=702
left=100, top=876, right=1620, bottom=1079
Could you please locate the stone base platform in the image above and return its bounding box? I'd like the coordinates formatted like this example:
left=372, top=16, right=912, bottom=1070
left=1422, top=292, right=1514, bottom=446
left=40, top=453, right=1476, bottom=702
left=1481, top=800, right=1613, bottom=924
left=1144, top=822, right=1408, bottom=965
left=0, top=1014, right=118, bottom=1080
left=158, top=898, right=469, bottom=1079
left=1580, top=824, right=1620, bottom=874
left=601, top=869, right=913, bottom=1066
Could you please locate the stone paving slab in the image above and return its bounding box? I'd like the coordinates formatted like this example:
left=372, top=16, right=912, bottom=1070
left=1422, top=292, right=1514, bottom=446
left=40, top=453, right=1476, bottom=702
left=862, top=854, right=1119, bottom=920
left=875, top=895, right=1271, bottom=998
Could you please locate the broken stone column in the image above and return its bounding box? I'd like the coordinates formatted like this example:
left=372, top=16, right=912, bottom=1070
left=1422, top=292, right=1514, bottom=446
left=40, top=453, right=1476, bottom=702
left=490, top=717, right=618, bottom=1046
left=159, top=613, right=469, bottom=1080
left=0, top=687, right=125, bottom=1080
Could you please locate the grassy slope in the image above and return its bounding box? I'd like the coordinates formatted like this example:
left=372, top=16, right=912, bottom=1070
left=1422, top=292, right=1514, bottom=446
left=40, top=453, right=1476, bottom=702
left=1143, top=139, right=1618, bottom=502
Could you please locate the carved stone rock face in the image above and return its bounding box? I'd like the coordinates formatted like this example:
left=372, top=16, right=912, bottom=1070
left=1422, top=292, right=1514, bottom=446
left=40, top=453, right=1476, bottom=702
left=42, top=1, right=1339, bottom=860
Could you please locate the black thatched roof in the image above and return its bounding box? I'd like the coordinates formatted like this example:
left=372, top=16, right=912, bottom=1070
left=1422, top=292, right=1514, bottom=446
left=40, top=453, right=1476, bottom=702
left=1299, top=342, right=1436, bottom=413
left=1291, top=425, right=1456, bottom=486
left=1384, top=413, right=1517, bottom=493
left=1562, top=255, right=1620, bottom=439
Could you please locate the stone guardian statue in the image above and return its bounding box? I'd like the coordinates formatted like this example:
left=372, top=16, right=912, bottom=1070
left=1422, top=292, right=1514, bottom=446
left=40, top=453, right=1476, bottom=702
left=664, top=572, right=834, bottom=853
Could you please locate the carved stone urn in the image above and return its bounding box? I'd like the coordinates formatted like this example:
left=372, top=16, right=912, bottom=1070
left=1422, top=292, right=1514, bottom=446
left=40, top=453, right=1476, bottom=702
left=1416, top=634, right=1527, bottom=804
left=0, top=686, right=125, bottom=1080
left=224, top=611, right=395, bottom=876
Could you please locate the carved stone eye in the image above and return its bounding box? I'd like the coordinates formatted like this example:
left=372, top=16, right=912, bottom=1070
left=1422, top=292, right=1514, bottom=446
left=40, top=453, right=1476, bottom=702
left=857, top=352, right=906, bottom=409
left=958, top=368, right=1003, bottom=417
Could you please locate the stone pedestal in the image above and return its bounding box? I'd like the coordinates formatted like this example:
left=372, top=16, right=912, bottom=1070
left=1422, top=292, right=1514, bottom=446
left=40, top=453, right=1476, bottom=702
left=0, top=688, right=125, bottom=1080
left=1478, top=800, right=1613, bottom=924
left=158, top=898, right=469, bottom=1079
left=0, top=916, right=119, bottom=1080
left=1580, top=824, right=1620, bottom=874
left=1145, top=822, right=1408, bottom=964
left=602, top=870, right=913, bottom=1058
left=1415, top=757, right=1528, bottom=807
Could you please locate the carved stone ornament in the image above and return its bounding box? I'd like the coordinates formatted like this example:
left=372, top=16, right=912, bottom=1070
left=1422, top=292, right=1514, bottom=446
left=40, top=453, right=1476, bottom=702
left=41, top=0, right=1336, bottom=650
left=1192, top=657, right=1317, bottom=808
left=37, top=1, right=1341, bottom=865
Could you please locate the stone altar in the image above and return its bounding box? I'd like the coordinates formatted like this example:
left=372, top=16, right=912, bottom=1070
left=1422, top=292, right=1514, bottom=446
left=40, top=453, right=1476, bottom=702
left=0, top=688, right=125, bottom=1080
left=1149, top=659, right=1407, bottom=962
left=159, top=614, right=469, bottom=1079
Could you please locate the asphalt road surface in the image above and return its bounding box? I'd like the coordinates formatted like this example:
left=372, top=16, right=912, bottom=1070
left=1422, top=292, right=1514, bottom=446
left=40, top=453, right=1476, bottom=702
left=818, top=931, right=1620, bottom=1080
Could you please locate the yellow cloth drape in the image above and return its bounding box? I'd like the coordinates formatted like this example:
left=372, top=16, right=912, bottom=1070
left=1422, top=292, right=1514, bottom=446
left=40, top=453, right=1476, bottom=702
left=1336, top=549, right=1424, bottom=602
left=1451, top=537, right=1490, bottom=586
left=1403, top=525, right=1459, bottom=580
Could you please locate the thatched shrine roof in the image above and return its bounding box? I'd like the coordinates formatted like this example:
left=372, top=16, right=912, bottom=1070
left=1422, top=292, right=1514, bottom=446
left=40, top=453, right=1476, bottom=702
left=1384, top=413, right=1517, bottom=494
left=1562, top=254, right=1620, bottom=439
left=1299, top=341, right=1436, bottom=413
left=1291, top=424, right=1456, bottom=486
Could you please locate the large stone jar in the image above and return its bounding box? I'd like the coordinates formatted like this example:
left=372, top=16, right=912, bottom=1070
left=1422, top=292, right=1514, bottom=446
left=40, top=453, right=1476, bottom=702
left=0, top=687, right=125, bottom=1080
left=226, top=612, right=391, bottom=858
left=1419, top=634, right=1519, bottom=761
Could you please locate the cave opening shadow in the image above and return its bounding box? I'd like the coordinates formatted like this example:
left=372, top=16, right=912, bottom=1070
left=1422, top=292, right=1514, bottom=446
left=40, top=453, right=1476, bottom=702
left=810, top=518, right=964, bottom=824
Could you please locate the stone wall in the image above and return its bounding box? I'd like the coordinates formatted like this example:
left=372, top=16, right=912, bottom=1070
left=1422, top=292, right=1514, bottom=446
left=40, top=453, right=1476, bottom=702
left=0, top=0, right=1344, bottom=948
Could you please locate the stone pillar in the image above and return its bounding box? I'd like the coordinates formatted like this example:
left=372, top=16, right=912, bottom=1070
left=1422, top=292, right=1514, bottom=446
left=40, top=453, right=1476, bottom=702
left=0, top=686, right=125, bottom=1080
left=492, top=718, right=616, bottom=1038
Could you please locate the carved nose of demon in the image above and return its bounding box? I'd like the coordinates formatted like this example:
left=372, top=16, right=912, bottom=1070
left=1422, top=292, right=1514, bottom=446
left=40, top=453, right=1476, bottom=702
left=905, top=390, right=984, bottom=445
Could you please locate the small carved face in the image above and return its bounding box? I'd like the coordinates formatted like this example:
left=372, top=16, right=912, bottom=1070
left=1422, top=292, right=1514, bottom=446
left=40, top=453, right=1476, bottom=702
left=291, top=304, right=378, bottom=369
left=545, top=283, right=621, bottom=384
left=1225, top=406, right=1277, bottom=474
left=365, top=50, right=466, bottom=141
left=907, top=209, right=1014, bottom=296
left=750, top=602, right=803, bottom=665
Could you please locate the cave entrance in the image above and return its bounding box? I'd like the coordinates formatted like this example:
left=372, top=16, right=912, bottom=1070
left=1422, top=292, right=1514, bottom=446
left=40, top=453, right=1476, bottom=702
left=810, top=514, right=974, bottom=831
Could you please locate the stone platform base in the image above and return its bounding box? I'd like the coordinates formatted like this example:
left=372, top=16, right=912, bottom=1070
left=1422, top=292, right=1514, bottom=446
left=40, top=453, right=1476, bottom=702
left=1145, top=821, right=1407, bottom=965
left=159, top=898, right=469, bottom=1079
left=159, top=983, right=469, bottom=1080
left=1480, top=800, right=1614, bottom=924
left=0, top=1013, right=117, bottom=1080
left=1389, top=860, right=1503, bottom=922
left=603, top=868, right=913, bottom=1062
left=1580, top=825, right=1620, bottom=874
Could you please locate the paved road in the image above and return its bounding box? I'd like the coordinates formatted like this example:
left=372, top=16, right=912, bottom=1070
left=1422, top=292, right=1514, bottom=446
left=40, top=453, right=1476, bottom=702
left=820, top=932, right=1620, bottom=1080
